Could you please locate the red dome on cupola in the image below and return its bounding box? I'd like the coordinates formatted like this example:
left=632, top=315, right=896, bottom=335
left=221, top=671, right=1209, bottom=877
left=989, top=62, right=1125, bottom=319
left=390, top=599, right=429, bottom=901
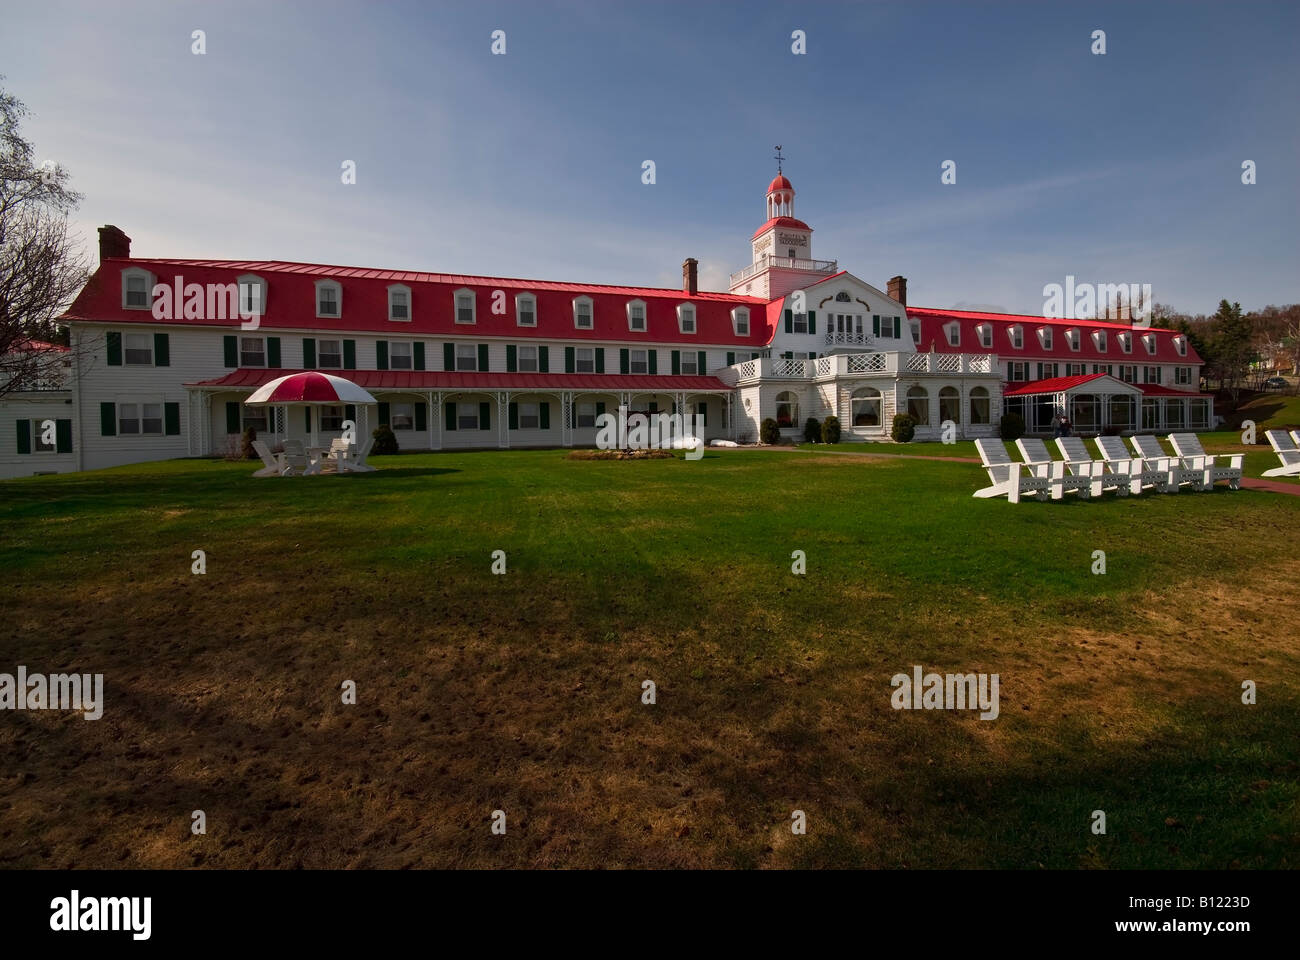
left=767, top=173, right=793, bottom=194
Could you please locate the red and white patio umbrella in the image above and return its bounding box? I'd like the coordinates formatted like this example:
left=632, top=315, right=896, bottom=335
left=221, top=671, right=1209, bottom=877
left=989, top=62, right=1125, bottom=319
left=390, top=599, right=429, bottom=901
left=245, top=372, right=377, bottom=446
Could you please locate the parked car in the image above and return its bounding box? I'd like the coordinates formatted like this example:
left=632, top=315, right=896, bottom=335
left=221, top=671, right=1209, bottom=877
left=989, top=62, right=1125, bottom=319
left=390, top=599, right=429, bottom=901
left=1264, top=377, right=1288, bottom=389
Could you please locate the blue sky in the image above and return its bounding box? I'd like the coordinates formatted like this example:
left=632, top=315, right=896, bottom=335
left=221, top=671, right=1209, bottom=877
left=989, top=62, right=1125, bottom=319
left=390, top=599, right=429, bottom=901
left=3, top=0, right=1296, bottom=315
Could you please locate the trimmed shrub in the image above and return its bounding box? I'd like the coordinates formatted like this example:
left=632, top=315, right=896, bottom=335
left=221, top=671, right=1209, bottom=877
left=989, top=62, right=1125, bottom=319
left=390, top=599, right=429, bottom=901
left=821, top=415, right=841, bottom=444
left=890, top=413, right=916, bottom=443
left=760, top=418, right=781, bottom=445
left=372, top=424, right=399, bottom=455
left=999, top=412, right=1025, bottom=441
left=241, top=426, right=258, bottom=460
left=803, top=417, right=821, bottom=443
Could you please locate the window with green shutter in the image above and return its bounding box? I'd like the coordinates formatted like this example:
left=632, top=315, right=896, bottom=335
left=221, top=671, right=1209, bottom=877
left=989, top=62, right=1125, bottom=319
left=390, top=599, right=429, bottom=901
left=443, top=343, right=455, bottom=371
left=223, top=335, right=238, bottom=368
left=807, top=311, right=816, bottom=335
left=538, top=345, right=549, bottom=372
left=595, top=348, right=605, bottom=374
left=697, top=351, right=706, bottom=374
left=15, top=420, right=30, bottom=454
left=565, top=347, right=575, bottom=373
left=56, top=419, right=72, bottom=453
left=478, top=344, right=489, bottom=372
left=154, top=333, right=170, bottom=367
left=100, top=403, right=117, bottom=436
left=267, top=337, right=281, bottom=368
left=671, top=350, right=680, bottom=375
left=873, top=315, right=880, bottom=337
left=620, top=348, right=630, bottom=374
left=727, top=352, right=735, bottom=366
left=784, top=309, right=793, bottom=334
left=414, top=342, right=425, bottom=370
left=107, top=332, right=122, bottom=366
left=648, top=350, right=657, bottom=374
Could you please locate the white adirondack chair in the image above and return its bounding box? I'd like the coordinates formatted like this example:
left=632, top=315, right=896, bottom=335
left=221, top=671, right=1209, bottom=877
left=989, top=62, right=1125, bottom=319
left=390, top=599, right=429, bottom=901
left=1168, top=433, right=1242, bottom=490
left=1130, top=435, right=1204, bottom=491
left=338, top=436, right=376, bottom=473
left=1263, top=430, right=1300, bottom=477
left=250, top=439, right=284, bottom=478
left=279, top=438, right=320, bottom=477
left=1291, top=430, right=1300, bottom=448
left=1056, top=436, right=1127, bottom=496
left=973, top=438, right=1051, bottom=502
left=1094, top=435, right=1170, bottom=494
left=1015, top=437, right=1093, bottom=499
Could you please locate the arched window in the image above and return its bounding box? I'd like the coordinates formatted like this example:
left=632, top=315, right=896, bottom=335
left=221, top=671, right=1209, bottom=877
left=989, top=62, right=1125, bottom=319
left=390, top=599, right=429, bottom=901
left=835, top=291, right=852, bottom=303
left=775, top=391, right=799, bottom=429
left=939, top=386, right=960, bottom=424
left=907, top=385, right=929, bottom=424
left=851, top=387, right=881, bottom=427
left=969, top=386, right=990, bottom=425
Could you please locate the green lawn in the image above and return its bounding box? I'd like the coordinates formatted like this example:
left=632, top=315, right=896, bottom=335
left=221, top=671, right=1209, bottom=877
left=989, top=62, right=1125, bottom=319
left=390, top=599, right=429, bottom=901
left=1, top=450, right=1297, bottom=868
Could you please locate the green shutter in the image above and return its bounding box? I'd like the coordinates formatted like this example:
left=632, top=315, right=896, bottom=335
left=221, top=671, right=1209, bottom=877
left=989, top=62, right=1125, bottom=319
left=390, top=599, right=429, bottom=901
left=508, top=402, right=518, bottom=430
left=345, top=404, right=356, bottom=423
left=226, top=402, right=240, bottom=434
left=304, top=407, right=311, bottom=433
left=807, top=311, right=816, bottom=335
left=595, top=402, right=605, bottom=417
left=478, top=344, right=489, bottom=372
left=100, top=403, right=116, bottom=436
left=223, top=335, right=237, bottom=368
left=538, top=345, right=549, bottom=372
left=479, top=401, right=490, bottom=430
left=378, top=402, right=390, bottom=425
left=445, top=402, right=457, bottom=431
left=302, top=338, right=316, bottom=369
left=376, top=341, right=389, bottom=370
left=164, top=402, right=180, bottom=435
left=784, top=310, right=792, bottom=334
left=648, top=350, right=657, bottom=375
left=698, top=402, right=708, bottom=427
left=414, top=342, right=425, bottom=370
left=595, top=348, right=605, bottom=374
left=343, top=340, right=356, bottom=369
left=15, top=420, right=30, bottom=454
left=540, top=403, right=550, bottom=429
left=107, top=332, right=122, bottom=366
left=873, top=315, right=880, bottom=337
left=727, top=352, right=735, bottom=366
left=697, top=351, right=706, bottom=374
left=154, top=333, right=170, bottom=367
left=55, top=419, right=72, bottom=453
left=506, top=344, right=517, bottom=372
left=444, top=343, right=455, bottom=371
left=414, top=402, right=427, bottom=432
left=671, top=350, right=680, bottom=375
left=267, top=337, right=281, bottom=368
left=565, top=347, right=575, bottom=373
left=620, top=348, right=630, bottom=374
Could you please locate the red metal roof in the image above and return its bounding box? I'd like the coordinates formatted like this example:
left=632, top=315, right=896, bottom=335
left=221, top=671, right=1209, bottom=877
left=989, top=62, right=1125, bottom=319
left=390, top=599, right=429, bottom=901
left=64, top=258, right=773, bottom=347
left=187, top=368, right=733, bottom=392
left=767, top=174, right=793, bottom=193
left=751, top=217, right=812, bottom=240
left=1004, top=373, right=1211, bottom=398
left=908, top=306, right=1201, bottom=364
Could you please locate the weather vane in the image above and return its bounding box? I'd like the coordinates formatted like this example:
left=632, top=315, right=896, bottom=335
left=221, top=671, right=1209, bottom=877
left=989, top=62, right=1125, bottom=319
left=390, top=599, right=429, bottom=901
left=774, top=146, right=784, bottom=173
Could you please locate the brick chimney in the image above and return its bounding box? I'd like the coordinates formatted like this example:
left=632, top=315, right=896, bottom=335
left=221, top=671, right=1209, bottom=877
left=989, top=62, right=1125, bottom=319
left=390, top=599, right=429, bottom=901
left=683, top=257, right=698, bottom=295
left=98, top=225, right=131, bottom=262
left=887, top=275, right=907, bottom=307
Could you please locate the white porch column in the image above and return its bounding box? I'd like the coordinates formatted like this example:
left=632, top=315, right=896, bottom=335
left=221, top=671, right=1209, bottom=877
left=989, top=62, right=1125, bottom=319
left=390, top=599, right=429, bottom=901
left=433, top=391, right=443, bottom=450
left=562, top=392, right=573, bottom=447
left=498, top=391, right=510, bottom=449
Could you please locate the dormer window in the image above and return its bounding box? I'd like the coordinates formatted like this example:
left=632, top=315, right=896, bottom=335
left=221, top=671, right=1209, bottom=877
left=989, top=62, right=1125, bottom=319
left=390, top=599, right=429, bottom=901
left=315, top=280, right=342, bottom=318
left=1009, top=325, right=1023, bottom=349
left=732, top=306, right=750, bottom=336
left=977, top=324, right=992, bottom=349
left=1174, top=335, right=1187, bottom=357
left=454, top=288, right=476, bottom=324
left=677, top=303, right=697, bottom=334
left=1093, top=330, right=1108, bottom=352
left=1065, top=328, right=1080, bottom=351
left=627, top=299, right=646, bottom=332
left=573, top=296, right=594, bottom=329
left=387, top=284, right=411, bottom=321
left=1143, top=333, right=1157, bottom=356
left=910, top=320, right=921, bottom=345
left=237, top=274, right=266, bottom=318
left=516, top=293, right=537, bottom=327
left=945, top=322, right=961, bottom=347
left=1118, top=331, right=1132, bottom=353
left=1038, top=327, right=1053, bottom=350
left=121, top=267, right=155, bottom=310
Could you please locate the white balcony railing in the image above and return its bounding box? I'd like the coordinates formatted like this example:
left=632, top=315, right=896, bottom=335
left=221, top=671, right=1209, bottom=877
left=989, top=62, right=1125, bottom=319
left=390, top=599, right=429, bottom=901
left=728, top=352, right=999, bottom=383
left=729, top=255, right=838, bottom=287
